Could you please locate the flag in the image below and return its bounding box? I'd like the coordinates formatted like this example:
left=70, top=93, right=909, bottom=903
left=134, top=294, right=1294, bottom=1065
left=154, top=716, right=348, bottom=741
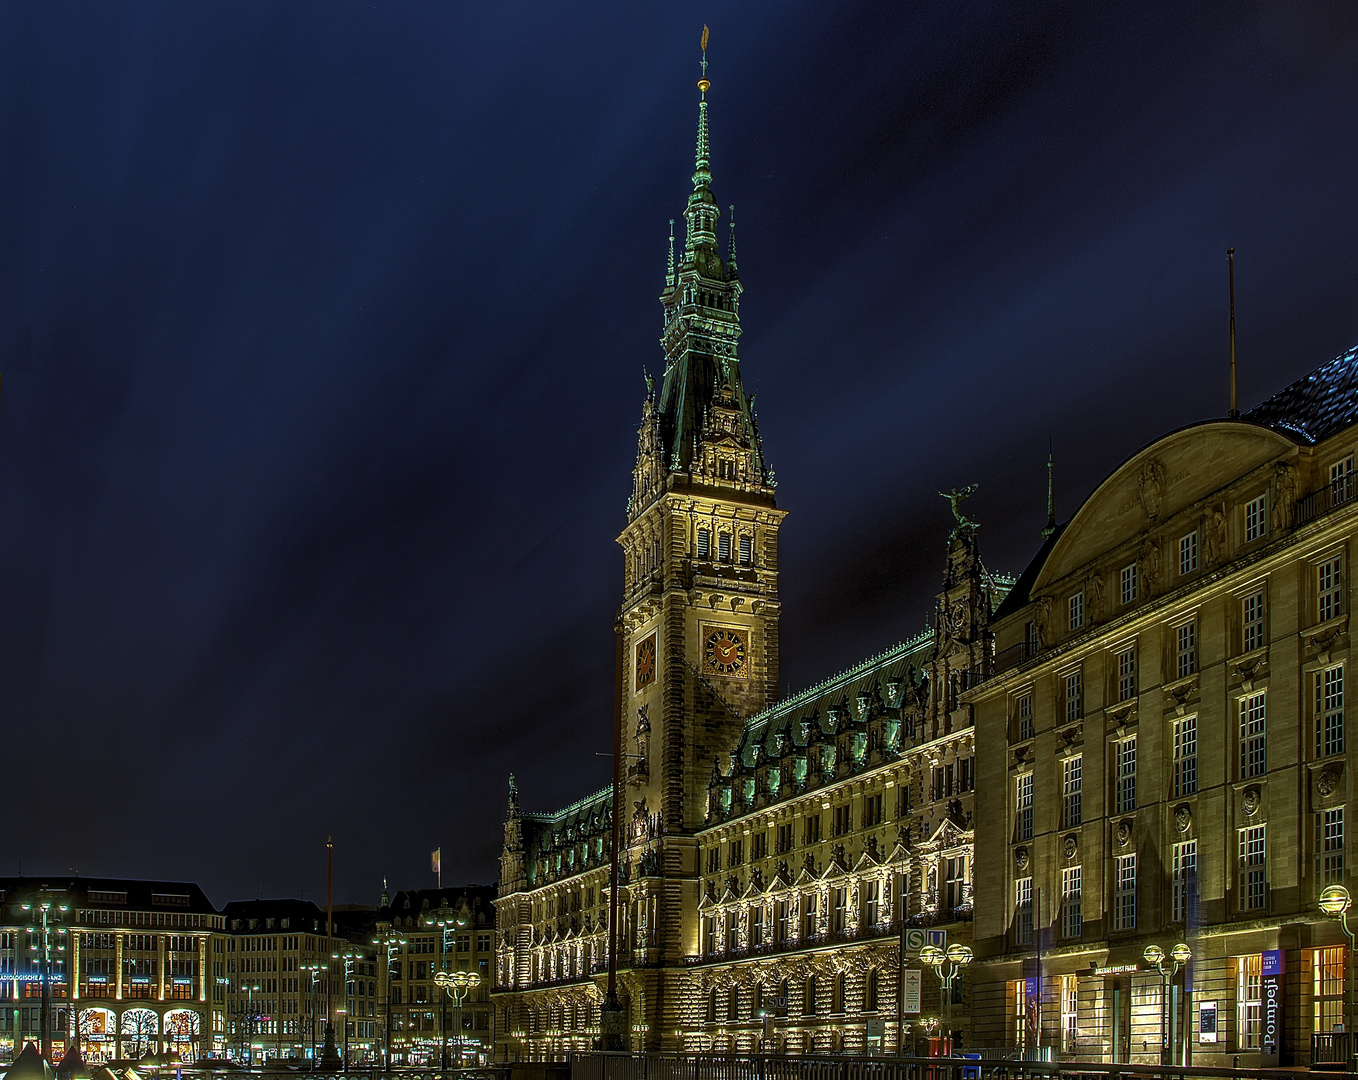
left=431, top=848, right=441, bottom=874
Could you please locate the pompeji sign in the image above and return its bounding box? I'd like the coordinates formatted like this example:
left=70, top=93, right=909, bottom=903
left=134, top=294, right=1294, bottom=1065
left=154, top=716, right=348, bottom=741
left=1261, top=949, right=1285, bottom=1066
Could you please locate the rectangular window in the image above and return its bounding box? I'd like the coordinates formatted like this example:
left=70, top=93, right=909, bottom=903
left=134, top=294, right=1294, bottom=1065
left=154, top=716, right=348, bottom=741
left=1065, top=669, right=1083, bottom=722
left=862, top=879, right=880, bottom=926
left=1061, top=974, right=1079, bottom=1053
left=830, top=887, right=847, bottom=933
left=802, top=894, right=817, bottom=939
left=1177, top=620, right=1197, bottom=679
left=1180, top=530, right=1199, bottom=576
left=1017, top=693, right=1033, bottom=741
left=752, top=831, right=768, bottom=859
left=718, top=533, right=731, bottom=561
left=1062, top=755, right=1083, bottom=829
left=775, top=822, right=793, bottom=854
left=1237, top=954, right=1262, bottom=1048
left=862, top=792, right=883, bottom=827
left=738, top=534, right=752, bottom=565
left=775, top=900, right=790, bottom=943
left=1116, top=647, right=1136, bottom=702
left=749, top=905, right=764, bottom=947
left=1060, top=866, right=1082, bottom=940
left=697, top=528, right=710, bottom=558
left=1317, top=664, right=1345, bottom=758
left=1332, top=455, right=1355, bottom=497
left=728, top=839, right=744, bottom=867
left=1319, top=555, right=1344, bottom=623
left=1172, top=715, right=1198, bottom=798
left=1120, top=563, right=1138, bottom=605
left=706, top=847, right=720, bottom=874
left=1114, top=854, right=1137, bottom=930
left=1068, top=592, right=1084, bottom=631
left=1115, top=737, right=1137, bottom=814
left=1320, top=807, right=1345, bottom=884
left=1315, top=945, right=1346, bottom=1038
left=1013, top=876, right=1033, bottom=946
left=804, top=814, right=821, bottom=845
left=1239, top=825, right=1266, bottom=911
left=725, top=912, right=739, bottom=952
left=1240, top=691, right=1267, bottom=778
left=1172, top=840, right=1197, bottom=923
left=832, top=804, right=852, bottom=836
left=1242, top=590, right=1265, bottom=653
left=1015, top=773, right=1034, bottom=842
left=1245, top=493, right=1268, bottom=543
left=942, top=857, right=966, bottom=911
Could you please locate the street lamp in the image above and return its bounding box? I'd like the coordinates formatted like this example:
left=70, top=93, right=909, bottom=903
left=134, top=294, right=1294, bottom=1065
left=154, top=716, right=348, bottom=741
left=22, top=900, right=70, bottom=1060
left=372, top=931, right=405, bottom=1067
left=434, top=970, right=481, bottom=1068
left=918, top=943, right=972, bottom=1052
left=1142, top=943, right=1191, bottom=1065
left=333, top=950, right=358, bottom=1067
left=301, top=962, right=324, bottom=1065
left=1319, top=884, right=1356, bottom=1070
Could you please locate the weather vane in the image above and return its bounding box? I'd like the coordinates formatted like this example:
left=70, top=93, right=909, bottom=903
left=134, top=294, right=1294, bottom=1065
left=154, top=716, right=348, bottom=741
left=698, top=25, right=710, bottom=95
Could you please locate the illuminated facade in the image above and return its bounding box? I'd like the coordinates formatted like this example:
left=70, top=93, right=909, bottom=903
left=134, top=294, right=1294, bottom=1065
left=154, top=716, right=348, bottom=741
left=491, top=55, right=1005, bottom=1060
left=967, top=345, right=1358, bottom=1068
left=0, top=877, right=222, bottom=1064
left=374, top=887, right=495, bottom=1066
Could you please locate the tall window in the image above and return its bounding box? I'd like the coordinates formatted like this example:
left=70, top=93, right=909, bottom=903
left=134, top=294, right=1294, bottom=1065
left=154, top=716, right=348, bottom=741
left=1319, top=808, right=1345, bottom=884
left=1317, top=664, right=1345, bottom=757
left=738, top=535, right=752, bottom=565
left=1120, top=563, right=1138, bottom=605
left=1114, top=854, right=1137, bottom=930
left=1013, top=877, right=1033, bottom=946
left=1240, top=691, right=1267, bottom=778
left=1238, top=825, right=1266, bottom=911
left=830, top=887, right=847, bottom=933
left=697, top=528, right=710, bottom=558
left=1115, top=737, right=1137, bottom=814
left=1065, top=669, right=1083, bottom=722
left=1237, top=954, right=1262, bottom=1048
left=864, top=968, right=879, bottom=1012
left=1017, top=693, right=1033, bottom=741
left=1116, top=647, right=1136, bottom=702
left=1176, top=620, right=1197, bottom=679
left=1242, top=590, right=1265, bottom=653
left=1061, top=756, right=1083, bottom=829
left=1061, top=973, right=1079, bottom=1053
left=1171, top=840, right=1197, bottom=923
left=1172, top=715, right=1198, bottom=797
left=1319, top=555, right=1344, bottom=622
left=1315, top=946, right=1346, bottom=1037
left=718, top=533, right=731, bottom=561
left=1069, top=592, right=1084, bottom=631
left=1015, top=773, right=1034, bottom=841
left=1060, top=866, right=1082, bottom=939
left=1180, top=530, right=1198, bottom=576
left=726, top=911, right=739, bottom=952
left=750, top=905, right=764, bottom=947
left=943, top=857, right=966, bottom=912
left=802, top=893, right=817, bottom=939
left=1245, top=493, right=1268, bottom=543
left=861, top=879, right=880, bottom=926
left=804, top=974, right=818, bottom=1015
left=1332, top=455, right=1355, bottom=499
left=775, top=900, right=790, bottom=943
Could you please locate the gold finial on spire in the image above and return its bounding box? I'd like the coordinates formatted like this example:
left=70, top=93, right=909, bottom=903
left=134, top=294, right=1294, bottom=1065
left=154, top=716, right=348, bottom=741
left=698, top=26, right=711, bottom=94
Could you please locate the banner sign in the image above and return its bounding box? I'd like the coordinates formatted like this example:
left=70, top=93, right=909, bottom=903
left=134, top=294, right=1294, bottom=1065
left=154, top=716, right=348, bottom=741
left=1261, top=950, right=1285, bottom=1065
left=903, top=969, right=922, bottom=1014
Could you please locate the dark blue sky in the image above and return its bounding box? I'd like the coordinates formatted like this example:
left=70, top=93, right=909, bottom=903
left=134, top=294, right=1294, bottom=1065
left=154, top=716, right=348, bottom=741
left=4, top=3, right=1357, bottom=905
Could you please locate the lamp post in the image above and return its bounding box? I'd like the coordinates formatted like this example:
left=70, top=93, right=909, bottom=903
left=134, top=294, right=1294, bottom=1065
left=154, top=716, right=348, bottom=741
left=1319, top=884, right=1356, bottom=1070
left=918, top=943, right=972, bottom=1053
left=372, top=931, right=405, bottom=1068
left=425, top=907, right=468, bottom=1068
left=22, top=900, right=70, bottom=1060
left=434, top=970, right=481, bottom=1068
left=334, top=950, right=358, bottom=1067
left=1142, top=943, right=1191, bottom=1065
left=301, top=962, right=323, bottom=1065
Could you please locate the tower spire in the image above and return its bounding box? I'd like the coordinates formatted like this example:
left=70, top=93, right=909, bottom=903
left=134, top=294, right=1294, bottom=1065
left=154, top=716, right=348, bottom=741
left=684, top=26, right=719, bottom=260
left=727, top=205, right=738, bottom=274
left=666, top=219, right=675, bottom=283
left=1042, top=438, right=1056, bottom=540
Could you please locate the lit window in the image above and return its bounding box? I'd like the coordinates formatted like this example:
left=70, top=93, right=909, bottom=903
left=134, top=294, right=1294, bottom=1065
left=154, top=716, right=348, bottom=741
left=1245, top=493, right=1268, bottom=543
left=1238, top=825, right=1266, bottom=911
left=1176, top=620, right=1197, bottom=679
left=1060, top=866, right=1082, bottom=940
left=1061, top=756, right=1082, bottom=829
left=1172, top=840, right=1197, bottom=923
left=1315, top=946, right=1346, bottom=1037
left=1242, top=590, right=1265, bottom=653
left=1318, top=555, right=1344, bottom=623
left=1172, top=715, right=1197, bottom=798
left=1068, top=592, right=1084, bottom=631
left=1317, top=664, right=1345, bottom=758
left=1120, top=563, right=1137, bottom=605
left=1015, top=774, right=1033, bottom=842
left=1180, top=530, right=1198, bottom=576
left=1237, top=955, right=1262, bottom=1048
left=1240, top=691, right=1266, bottom=778
left=1115, top=647, right=1136, bottom=702
left=1115, top=737, right=1137, bottom=814
left=1319, top=807, right=1345, bottom=885
left=1114, top=854, right=1137, bottom=930
left=1013, top=876, right=1033, bottom=946
left=1064, top=669, right=1083, bottom=722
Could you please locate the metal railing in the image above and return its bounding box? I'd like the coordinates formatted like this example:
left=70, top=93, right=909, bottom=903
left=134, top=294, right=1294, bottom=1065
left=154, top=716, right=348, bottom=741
left=1296, top=473, right=1358, bottom=527
left=569, top=1052, right=1329, bottom=1080
left=1311, top=1030, right=1352, bottom=1069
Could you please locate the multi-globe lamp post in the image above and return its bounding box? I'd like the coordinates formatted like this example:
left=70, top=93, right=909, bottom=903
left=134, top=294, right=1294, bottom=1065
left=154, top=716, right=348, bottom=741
left=434, top=970, right=481, bottom=1068
left=1319, top=884, right=1356, bottom=1070
left=917, top=943, right=972, bottom=1052
left=1142, top=942, right=1192, bottom=1065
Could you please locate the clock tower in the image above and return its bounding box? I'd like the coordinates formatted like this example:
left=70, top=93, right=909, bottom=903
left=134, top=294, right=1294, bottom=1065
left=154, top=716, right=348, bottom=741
left=614, top=48, right=785, bottom=1046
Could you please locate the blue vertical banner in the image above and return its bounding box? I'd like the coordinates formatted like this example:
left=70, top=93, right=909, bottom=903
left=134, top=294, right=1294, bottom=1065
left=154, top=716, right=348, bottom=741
left=1261, top=949, right=1285, bottom=1066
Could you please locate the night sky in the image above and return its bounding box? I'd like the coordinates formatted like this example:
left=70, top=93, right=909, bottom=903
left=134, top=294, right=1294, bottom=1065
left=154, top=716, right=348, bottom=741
left=4, top=3, right=1358, bottom=906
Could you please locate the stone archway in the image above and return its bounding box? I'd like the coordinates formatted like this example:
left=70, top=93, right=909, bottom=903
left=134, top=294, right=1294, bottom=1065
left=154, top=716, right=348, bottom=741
left=120, top=1008, right=159, bottom=1060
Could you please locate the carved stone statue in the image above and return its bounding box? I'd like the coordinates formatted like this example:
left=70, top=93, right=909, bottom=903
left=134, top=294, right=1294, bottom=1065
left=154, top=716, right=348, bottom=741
left=939, top=484, right=979, bottom=530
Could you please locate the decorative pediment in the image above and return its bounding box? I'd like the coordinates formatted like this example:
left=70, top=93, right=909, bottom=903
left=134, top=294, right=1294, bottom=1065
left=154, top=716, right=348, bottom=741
left=920, top=815, right=971, bottom=853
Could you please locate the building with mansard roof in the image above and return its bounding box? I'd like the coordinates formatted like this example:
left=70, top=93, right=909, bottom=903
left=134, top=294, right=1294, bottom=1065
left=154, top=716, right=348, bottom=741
left=491, top=52, right=1013, bottom=1061
left=967, top=343, right=1358, bottom=1068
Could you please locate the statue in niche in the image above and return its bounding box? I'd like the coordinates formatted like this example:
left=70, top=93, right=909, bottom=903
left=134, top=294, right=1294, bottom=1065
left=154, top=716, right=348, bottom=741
left=634, top=704, right=651, bottom=772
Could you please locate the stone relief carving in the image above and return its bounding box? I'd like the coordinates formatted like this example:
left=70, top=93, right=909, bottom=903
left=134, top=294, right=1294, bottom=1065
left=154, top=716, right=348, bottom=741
left=1242, top=786, right=1261, bottom=816
left=1115, top=820, right=1133, bottom=848
left=1138, top=459, right=1167, bottom=521
left=1063, top=835, right=1078, bottom=860
left=1174, top=804, right=1192, bottom=833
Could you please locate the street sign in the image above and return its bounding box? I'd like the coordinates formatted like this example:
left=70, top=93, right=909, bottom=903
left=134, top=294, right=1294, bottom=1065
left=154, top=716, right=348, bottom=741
left=903, top=969, right=922, bottom=1013
left=903, top=928, right=947, bottom=953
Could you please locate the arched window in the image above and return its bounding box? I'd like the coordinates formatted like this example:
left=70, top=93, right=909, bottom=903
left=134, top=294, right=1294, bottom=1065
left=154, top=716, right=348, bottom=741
left=804, top=974, right=818, bottom=1015
left=832, top=972, right=845, bottom=1014
left=706, top=988, right=717, bottom=1023
left=864, top=968, right=879, bottom=1012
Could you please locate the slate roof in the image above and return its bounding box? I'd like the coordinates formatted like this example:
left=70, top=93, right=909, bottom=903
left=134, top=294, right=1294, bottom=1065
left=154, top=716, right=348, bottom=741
left=1242, top=342, right=1358, bottom=445
left=0, top=877, right=218, bottom=916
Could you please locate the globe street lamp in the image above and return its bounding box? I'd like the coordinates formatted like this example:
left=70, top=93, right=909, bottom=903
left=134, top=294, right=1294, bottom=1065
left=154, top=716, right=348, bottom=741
left=1142, top=943, right=1191, bottom=1065
left=918, top=943, right=972, bottom=1052
left=434, top=970, right=482, bottom=1068
left=1319, top=884, right=1356, bottom=1070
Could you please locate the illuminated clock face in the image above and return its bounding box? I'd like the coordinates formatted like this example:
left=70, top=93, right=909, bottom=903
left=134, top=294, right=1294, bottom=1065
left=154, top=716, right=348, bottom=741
left=703, top=626, right=749, bottom=677
left=635, top=634, right=657, bottom=691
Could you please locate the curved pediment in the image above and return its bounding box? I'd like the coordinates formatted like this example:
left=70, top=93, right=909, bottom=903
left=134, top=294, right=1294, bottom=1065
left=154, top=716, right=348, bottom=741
left=1035, top=421, right=1295, bottom=594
